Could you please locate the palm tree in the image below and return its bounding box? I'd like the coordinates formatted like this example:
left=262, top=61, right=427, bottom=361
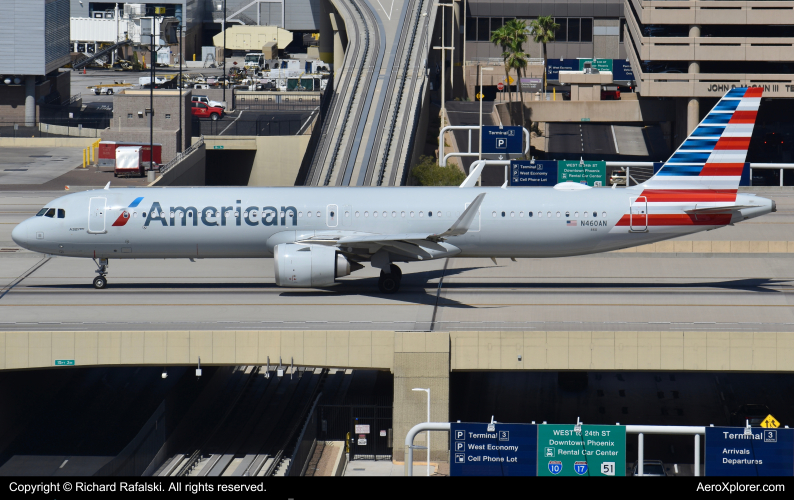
left=504, top=48, right=529, bottom=138
left=490, top=25, right=514, bottom=124
left=530, top=16, right=560, bottom=94
left=491, top=20, right=529, bottom=125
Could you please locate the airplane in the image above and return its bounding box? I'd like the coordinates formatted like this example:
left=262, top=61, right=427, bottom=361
left=12, top=87, right=774, bottom=293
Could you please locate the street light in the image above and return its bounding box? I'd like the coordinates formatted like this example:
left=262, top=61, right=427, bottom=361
left=433, top=2, right=454, bottom=123
left=478, top=66, right=493, bottom=162
left=412, top=388, right=430, bottom=476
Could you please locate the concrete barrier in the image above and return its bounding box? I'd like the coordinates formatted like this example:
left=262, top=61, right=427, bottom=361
left=37, top=123, right=103, bottom=138
left=496, top=99, right=677, bottom=124
left=0, top=137, right=97, bottom=148
left=150, top=142, right=206, bottom=186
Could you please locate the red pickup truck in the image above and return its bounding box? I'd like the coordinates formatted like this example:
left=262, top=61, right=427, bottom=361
left=190, top=101, right=224, bottom=121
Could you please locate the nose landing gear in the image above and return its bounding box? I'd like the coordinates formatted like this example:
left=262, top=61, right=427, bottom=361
left=93, top=258, right=109, bottom=289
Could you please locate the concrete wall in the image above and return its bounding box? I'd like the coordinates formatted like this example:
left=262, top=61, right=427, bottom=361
left=151, top=143, right=206, bottom=186
left=0, top=137, right=96, bottom=148
left=392, top=332, right=450, bottom=463
left=102, top=89, right=193, bottom=162
left=7, top=329, right=794, bottom=373
left=204, top=135, right=313, bottom=186
left=495, top=99, right=676, bottom=124
left=449, top=331, right=794, bottom=372
left=0, top=71, right=71, bottom=123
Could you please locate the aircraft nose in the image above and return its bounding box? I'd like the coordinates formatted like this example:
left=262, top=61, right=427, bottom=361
left=11, top=221, right=30, bottom=249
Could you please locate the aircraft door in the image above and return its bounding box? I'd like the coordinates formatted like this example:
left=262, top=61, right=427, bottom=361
left=327, top=204, right=339, bottom=227
left=88, top=197, right=107, bottom=234
left=342, top=205, right=352, bottom=226
left=630, top=196, right=648, bottom=232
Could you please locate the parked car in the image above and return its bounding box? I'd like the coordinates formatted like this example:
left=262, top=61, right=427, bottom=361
left=609, top=170, right=627, bottom=185
left=192, top=95, right=226, bottom=109
left=190, top=101, right=223, bottom=121
left=632, top=460, right=668, bottom=476
left=730, top=404, right=771, bottom=427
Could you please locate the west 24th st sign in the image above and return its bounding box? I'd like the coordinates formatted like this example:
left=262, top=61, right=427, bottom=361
left=538, top=424, right=626, bottom=476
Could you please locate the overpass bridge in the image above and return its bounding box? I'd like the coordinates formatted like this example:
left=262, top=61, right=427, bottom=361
left=3, top=328, right=792, bottom=461
left=306, top=0, right=438, bottom=187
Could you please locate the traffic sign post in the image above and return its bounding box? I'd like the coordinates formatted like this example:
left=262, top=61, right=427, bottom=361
left=450, top=423, right=538, bottom=476
left=537, top=424, right=626, bottom=477
left=705, top=427, right=794, bottom=476
left=510, top=160, right=558, bottom=186
left=558, top=161, right=607, bottom=186
left=481, top=126, right=523, bottom=155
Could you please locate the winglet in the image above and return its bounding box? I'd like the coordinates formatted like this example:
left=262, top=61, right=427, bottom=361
left=434, top=192, right=486, bottom=239
left=460, top=160, right=485, bottom=188
left=104, top=181, right=111, bottom=190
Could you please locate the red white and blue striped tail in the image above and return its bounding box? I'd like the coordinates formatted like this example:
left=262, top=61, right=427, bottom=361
left=640, top=87, right=762, bottom=202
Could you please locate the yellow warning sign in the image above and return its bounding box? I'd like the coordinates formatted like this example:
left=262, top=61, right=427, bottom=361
left=476, top=93, right=484, bottom=100
left=507, top=76, right=515, bottom=84
left=761, top=414, right=781, bottom=428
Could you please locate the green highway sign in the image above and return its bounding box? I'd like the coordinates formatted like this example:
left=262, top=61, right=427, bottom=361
left=537, top=424, right=626, bottom=476
left=580, top=118, right=591, bottom=122
left=579, top=58, right=613, bottom=72
left=213, top=145, right=224, bottom=149
left=558, top=161, right=607, bottom=186
left=54, top=360, right=75, bottom=366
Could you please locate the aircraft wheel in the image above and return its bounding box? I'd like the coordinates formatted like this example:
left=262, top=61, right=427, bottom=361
left=378, top=274, right=400, bottom=294
left=389, top=264, right=402, bottom=279
left=93, top=276, right=107, bottom=289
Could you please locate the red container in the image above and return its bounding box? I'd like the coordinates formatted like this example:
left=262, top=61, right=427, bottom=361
left=97, top=141, right=162, bottom=168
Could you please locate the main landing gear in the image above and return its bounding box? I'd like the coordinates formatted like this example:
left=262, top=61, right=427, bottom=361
left=378, top=264, right=402, bottom=294
left=93, top=258, right=108, bottom=289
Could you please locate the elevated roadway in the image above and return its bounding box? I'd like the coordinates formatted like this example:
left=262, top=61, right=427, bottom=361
left=306, top=0, right=435, bottom=187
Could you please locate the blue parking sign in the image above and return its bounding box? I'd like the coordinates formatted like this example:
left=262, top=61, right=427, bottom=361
left=482, top=126, right=523, bottom=154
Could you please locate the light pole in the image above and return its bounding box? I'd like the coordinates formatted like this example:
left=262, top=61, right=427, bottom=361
left=434, top=2, right=454, bottom=122
left=412, top=387, right=430, bottom=477
left=223, top=0, right=227, bottom=104
left=178, top=21, right=182, bottom=152
left=478, top=66, right=493, bottom=162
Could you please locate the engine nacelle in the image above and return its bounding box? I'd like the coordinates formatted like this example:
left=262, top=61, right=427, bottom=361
left=274, top=243, right=354, bottom=287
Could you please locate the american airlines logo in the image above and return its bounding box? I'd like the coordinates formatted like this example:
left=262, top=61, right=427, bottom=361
left=142, top=202, right=298, bottom=227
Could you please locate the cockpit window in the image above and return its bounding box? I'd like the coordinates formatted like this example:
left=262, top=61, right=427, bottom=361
left=44, top=208, right=55, bottom=218
left=57, top=209, right=65, bottom=218
left=36, top=208, right=48, bottom=216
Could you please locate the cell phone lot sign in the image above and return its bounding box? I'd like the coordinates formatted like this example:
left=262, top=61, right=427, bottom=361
left=450, top=423, right=538, bottom=476
left=537, top=424, right=626, bottom=476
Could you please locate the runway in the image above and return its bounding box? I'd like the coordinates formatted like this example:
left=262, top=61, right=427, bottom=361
left=2, top=189, right=794, bottom=332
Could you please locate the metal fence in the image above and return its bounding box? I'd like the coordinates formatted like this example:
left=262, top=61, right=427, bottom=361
left=235, top=92, right=323, bottom=111
left=0, top=120, right=104, bottom=138
left=318, top=404, right=393, bottom=460
left=191, top=112, right=318, bottom=137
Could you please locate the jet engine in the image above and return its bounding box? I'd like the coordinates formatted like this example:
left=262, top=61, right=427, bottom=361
left=273, top=243, right=360, bottom=287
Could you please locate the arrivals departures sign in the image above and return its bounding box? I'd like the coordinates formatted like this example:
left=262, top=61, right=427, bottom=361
left=450, top=423, right=538, bottom=476
left=537, top=424, right=626, bottom=477
left=705, top=427, right=794, bottom=476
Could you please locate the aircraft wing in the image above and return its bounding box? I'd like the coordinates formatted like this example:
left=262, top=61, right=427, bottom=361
left=294, top=193, right=486, bottom=260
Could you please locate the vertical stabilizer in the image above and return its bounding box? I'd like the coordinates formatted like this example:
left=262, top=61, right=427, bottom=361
left=641, top=87, right=763, bottom=200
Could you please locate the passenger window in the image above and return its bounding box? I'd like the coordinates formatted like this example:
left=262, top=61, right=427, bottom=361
left=593, top=212, right=597, bottom=218
left=528, top=211, right=533, bottom=217
left=410, top=211, right=415, bottom=217
left=373, top=211, right=378, bottom=218
left=501, top=211, right=506, bottom=218
left=298, top=211, right=303, bottom=217
left=308, top=211, right=312, bottom=218
left=428, top=211, right=433, bottom=217
left=364, top=211, right=369, bottom=217
left=383, top=211, right=387, bottom=218
left=519, top=211, right=524, bottom=217
left=584, top=211, right=588, bottom=218
left=401, top=211, right=405, bottom=217
left=355, top=211, right=360, bottom=217
left=602, top=212, right=607, bottom=218
left=420, top=211, right=424, bottom=217
left=316, top=211, right=321, bottom=217
left=547, top=212, right=551, bottom=218
left=511, top=211, right=515, bottom=217
left=492, top=211, right=497, bottom=218
left=45, top=208, right=55, bottom=218
left=565, top=211, right=570, bottom=217
left=575, top=211, right=579, bottom=217
left=36, top=208, right=48, bottom=216
left=437, top=211, right=442, bottom=218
